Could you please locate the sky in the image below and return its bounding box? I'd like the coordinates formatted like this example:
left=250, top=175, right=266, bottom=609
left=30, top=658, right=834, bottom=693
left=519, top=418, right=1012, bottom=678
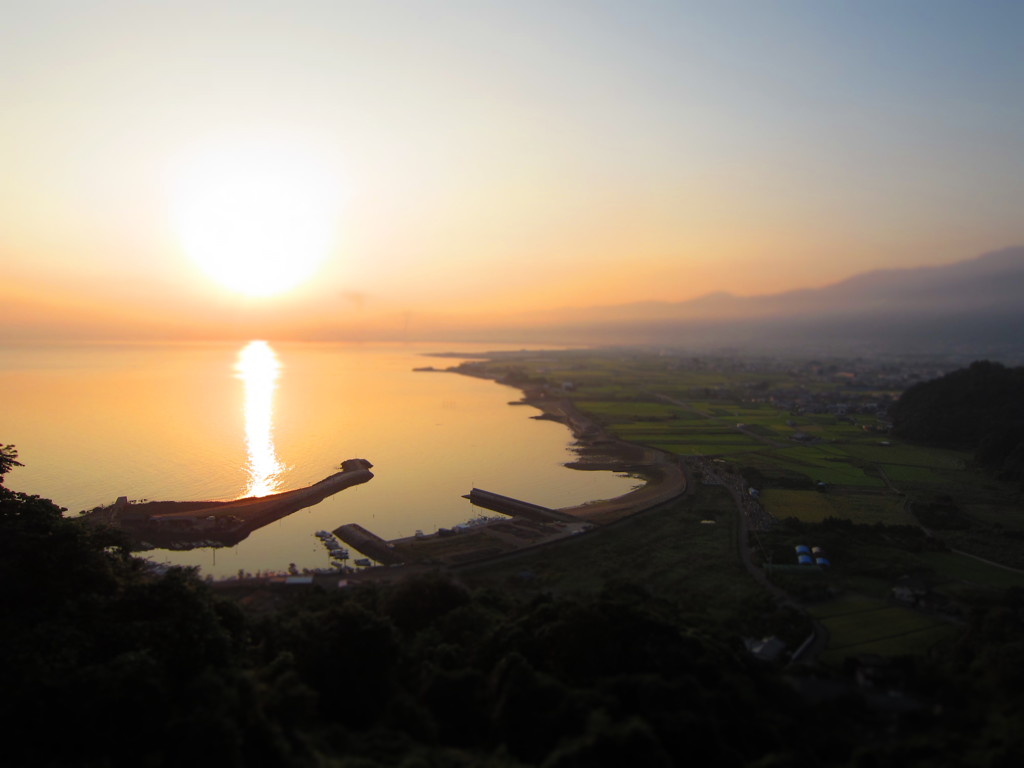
left=2, top=0, right=1022, bottom=341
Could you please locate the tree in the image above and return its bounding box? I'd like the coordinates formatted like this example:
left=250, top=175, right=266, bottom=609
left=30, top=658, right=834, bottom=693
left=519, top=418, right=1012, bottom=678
left=0, top=443, right=22, bottom=477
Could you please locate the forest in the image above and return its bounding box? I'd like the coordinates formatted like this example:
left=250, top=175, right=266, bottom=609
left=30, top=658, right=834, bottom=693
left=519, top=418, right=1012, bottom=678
left=890, top=361, right=1024, bottom=481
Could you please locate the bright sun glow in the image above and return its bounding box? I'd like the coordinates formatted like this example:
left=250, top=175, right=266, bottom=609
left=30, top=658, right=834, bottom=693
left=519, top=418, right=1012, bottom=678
left=236, top=340, right=284, bottom=497
left=171, top=139, right=342, bottom=297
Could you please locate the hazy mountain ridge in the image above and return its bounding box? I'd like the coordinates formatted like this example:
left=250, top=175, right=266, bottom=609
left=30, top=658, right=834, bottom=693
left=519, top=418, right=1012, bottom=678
left=501, top=247, right=1024, bottom=355
left=548, top=247, right=1024, bottom=324
left=4, top=247, right=1022, bottom=356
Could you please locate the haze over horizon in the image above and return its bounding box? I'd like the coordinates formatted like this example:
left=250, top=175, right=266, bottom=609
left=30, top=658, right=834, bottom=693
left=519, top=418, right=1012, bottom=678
left=3, top=1, right=1022, bottom=343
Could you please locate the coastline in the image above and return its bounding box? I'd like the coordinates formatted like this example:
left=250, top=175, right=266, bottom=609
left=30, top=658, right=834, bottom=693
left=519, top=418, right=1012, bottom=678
left=85, top=355, right=683, bottom=574
left=315, top=366, right=690, bottom=573
left=445, top=366, right=688, bottom=524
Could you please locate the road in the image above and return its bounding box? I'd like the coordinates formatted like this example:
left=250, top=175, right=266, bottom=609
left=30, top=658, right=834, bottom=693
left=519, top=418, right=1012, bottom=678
left=701, top=459, right=829, bottom=663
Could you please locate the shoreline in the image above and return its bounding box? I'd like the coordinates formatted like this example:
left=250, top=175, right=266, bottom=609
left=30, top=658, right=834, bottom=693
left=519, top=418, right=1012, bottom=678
left=313, top=368, right=690, bottom=573
left=88, top=355, right=685, bottom=576
left=445, top=366, right=688, bottom=525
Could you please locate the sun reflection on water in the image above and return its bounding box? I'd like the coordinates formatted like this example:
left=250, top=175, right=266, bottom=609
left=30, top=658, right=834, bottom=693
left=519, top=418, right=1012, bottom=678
left=235, top=340, right=284, bottom=497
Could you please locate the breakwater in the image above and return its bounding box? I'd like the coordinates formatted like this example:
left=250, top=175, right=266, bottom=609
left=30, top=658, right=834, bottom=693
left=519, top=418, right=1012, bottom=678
left=464, top=488, right=578, bottom=523
left=333, top=523, right=405, bottom=566
left=86, top=459, right=374, bottom=551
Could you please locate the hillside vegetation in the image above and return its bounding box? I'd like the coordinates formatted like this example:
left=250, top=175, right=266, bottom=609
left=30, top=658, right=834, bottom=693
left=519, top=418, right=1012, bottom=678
left=890, top=361, right=1024, bottom=481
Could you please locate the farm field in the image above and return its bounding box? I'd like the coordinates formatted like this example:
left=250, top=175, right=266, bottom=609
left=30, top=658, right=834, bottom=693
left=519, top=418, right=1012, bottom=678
left=483, top=349, right=1016, bottom=546
left=760, top=489, right=834, bottom=522
left=456, top=348, right=1023, bottom=662
left=843, top=443, right=967, bottom=469
left=809, top=595, right=955, bottom=665
left=914, top=551, right=1024, bottom=590
left=759, top=489, right=910, bottom=526
left=825, top=493, right=913, bottom=525
left=963, top=503, right=1024, bottom=531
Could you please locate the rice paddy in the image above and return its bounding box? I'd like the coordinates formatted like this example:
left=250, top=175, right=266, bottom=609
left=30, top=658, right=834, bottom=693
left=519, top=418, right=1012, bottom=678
left=809, top=595, right=956, bottom=665
left=457, top=349, right=1024, bottom=661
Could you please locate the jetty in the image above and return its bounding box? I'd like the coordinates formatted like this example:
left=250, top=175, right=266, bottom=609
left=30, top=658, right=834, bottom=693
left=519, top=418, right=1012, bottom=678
left=333, top=523, right=405, bottom=566
left=83, top=459, right=374, bottom=551
left=463, top=488, right=578, bottom=524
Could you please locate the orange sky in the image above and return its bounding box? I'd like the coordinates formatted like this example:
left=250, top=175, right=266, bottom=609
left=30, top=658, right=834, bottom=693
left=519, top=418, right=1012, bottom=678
left=2, top=2, right=1022, bottom=341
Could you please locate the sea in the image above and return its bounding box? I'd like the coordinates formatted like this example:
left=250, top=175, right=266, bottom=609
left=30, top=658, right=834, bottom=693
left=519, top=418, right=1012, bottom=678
left=0, top=341, right=636, bottom=577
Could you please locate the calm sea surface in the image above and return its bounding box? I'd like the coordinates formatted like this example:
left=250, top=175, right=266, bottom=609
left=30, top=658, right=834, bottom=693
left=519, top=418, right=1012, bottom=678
left=1, top=341, right=635, bottom=577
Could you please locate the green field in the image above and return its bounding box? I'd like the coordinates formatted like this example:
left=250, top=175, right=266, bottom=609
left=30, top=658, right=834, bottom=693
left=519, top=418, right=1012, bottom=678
left=738, top=446, right=887, bottom=487
left=963, top=503, right=1024, bottom=531
left=464, top=349, right=1024, bottom=625
left=914, top=551, right=1024, bottom=589
left=761, top=489, right=910, bottom=526
left=565, top=365, right=1001, bottom=523
left=809, top=595, right=955, bottom=664
left=578, top=401, right=691, bottom=423
left=646, top=442, right=761, bottom=456
left=880, top=464, right=946, bottom=484
left=566, top=373, right=941, bottom=498
left=826, top=494, right=913, bottom=525
left=842, top=443, right=967, bottom=469
left=761, top=489, right=835, bottom=522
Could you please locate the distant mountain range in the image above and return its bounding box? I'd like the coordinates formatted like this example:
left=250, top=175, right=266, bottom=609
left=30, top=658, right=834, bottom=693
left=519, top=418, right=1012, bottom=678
left=473, top=247, right=1024, bottom=357
left=5, top=245, right=1022, bottom=360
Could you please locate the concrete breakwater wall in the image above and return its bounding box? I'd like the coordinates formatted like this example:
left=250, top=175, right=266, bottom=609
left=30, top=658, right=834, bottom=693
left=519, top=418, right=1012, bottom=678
left=333, top=523, right=405, bottom=566
left=234, top=466, right=374, bottom=529
left=100, top=459, right=375, bottom=550
left=464, top=488, right=578, bottom=523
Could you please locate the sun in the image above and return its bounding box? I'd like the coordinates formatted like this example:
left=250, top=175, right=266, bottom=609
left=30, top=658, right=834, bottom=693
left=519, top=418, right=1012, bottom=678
left=170, top=139, right=342, bottom=297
